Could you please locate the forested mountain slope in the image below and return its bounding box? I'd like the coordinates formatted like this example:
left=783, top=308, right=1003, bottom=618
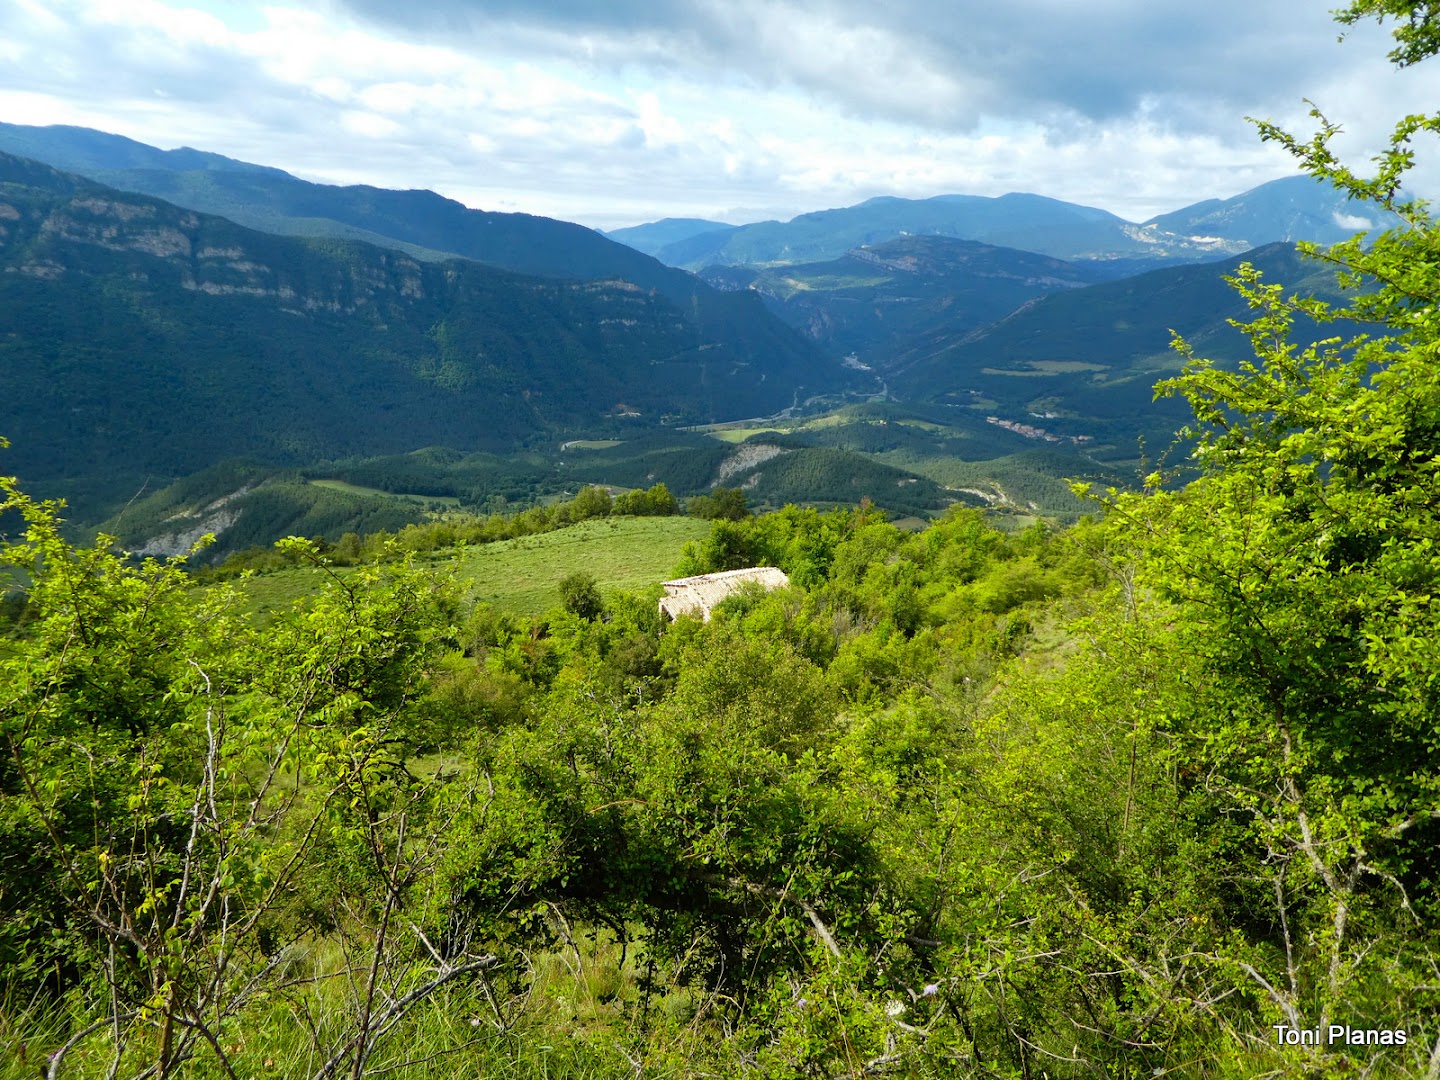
left=0, top=122, right=808, bottom=358
left=700, top=234, right=1107, bottom=368
left=0, top=154, right=840, bottom=518
left=887, top=241, right=1351, bottom=450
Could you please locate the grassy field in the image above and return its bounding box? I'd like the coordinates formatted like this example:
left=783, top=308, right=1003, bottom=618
left=705, top=426, right=783, bottom=443
left=690, top=412, right=855, bottom=444
left=228, top=516, right=713, bottom=621
left=452, top=516, right=711, bottom=615
left=889, top=515, right=930, bottom=531
left=980, top=360, right=1112, bottom=378
left=559, top=439, right=625, bottom=450
left=706, top=427, right=781, bottom=443
left=894, top=418, right=946, bottom=431
left=308, top=479, right=461, bottom=507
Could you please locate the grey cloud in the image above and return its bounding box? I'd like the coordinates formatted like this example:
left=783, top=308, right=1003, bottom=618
left=324, top=0, right=1377, bottom=131
left=2, top=13, right=247, bottom=108
left=4, top=0, right=1430, bottom=230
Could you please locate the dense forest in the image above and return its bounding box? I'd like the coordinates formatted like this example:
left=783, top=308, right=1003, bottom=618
left=3, top=3, right=1440, bottom=1077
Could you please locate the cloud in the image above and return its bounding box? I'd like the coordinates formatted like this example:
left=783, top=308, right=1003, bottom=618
left=0, top=0, right=1436, bottom=229
left=325, top=0, right=1417, bottom=132
left=1333, top=210, right=1374, bottom=231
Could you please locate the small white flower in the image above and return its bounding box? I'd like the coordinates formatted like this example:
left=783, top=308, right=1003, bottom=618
left=470, top=1018, right=481, bottom=1027
left=922, top=983, right=940, bottom=997
left=885, top=1000, right=906, bottom=1017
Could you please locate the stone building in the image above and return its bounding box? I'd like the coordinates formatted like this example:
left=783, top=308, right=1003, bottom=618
left=657, top=566, right=790, bottom=622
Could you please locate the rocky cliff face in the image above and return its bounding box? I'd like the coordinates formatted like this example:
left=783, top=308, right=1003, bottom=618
left=3, top=184, right=429, bottom=311
left=0, top=156, right=709, bottom=338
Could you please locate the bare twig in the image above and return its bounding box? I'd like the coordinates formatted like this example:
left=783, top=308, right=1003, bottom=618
left=46, top=1014, right=137, bottom=1080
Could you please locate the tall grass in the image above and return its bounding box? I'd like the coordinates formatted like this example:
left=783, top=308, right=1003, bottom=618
left=1, top=930, right=731, bottom=1080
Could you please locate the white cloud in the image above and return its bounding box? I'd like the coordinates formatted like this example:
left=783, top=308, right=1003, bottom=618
left=1333, top=211, right=1374, bottom=231
left=0, top=0, right=1436, bottom=230
left=339, top=110, right=402, bottom=138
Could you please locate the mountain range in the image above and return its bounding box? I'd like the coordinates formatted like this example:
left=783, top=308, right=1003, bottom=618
left=607, top=177, right=1399, bottom=270
left=2, top=124, right=1390, bottom=279
left=0, top=122, right=787, bottom=334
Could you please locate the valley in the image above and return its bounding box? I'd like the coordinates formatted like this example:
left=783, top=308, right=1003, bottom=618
left=0, top=126, right=1364, bottom=557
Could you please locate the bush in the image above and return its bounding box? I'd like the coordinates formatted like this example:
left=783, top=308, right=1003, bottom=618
left=686, top=487, right=749, bottom=521
left=559, top=571, right=604, bottom=620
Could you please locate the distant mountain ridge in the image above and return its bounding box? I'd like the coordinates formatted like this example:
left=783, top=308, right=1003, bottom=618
left=1141, top=175, right=1398, bottom=246
left=0, top=123, right=288, bottom=178
left=634, top=190, right=1242, bottom=269
left=612, top=176, right=1404, bottom=271
left=0, top=122, right=804, bottom=351
left=605, top=217, right=734, bottom=256
left=2, top=123, right=1399, bottom=283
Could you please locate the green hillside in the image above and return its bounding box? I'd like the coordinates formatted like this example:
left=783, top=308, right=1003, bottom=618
left=0, top=154, right=843, bottom=521
left=100, top=462, right=430, bottom=560
left=5, top=8, right=1440, bottom=1080
left=99, top=425, right=977, bottom=560
left=705, top=405, right=1111, bottom=519
left=889, top=241, right=1351, bottom=451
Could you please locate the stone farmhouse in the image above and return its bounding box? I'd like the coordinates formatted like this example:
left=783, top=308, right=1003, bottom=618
left=657, top=567, right=790, bottom=622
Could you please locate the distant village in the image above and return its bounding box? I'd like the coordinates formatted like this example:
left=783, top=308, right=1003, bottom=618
left=986, top=415, right=1093, bottom=444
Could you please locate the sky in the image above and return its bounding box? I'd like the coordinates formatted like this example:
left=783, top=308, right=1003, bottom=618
left=2, top=0, right=1438, bottom=230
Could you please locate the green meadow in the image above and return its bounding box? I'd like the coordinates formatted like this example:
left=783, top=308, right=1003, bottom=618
left=450, top=515, right=711, bottom=615
left=230, top=515, right=712, bottom=620
left=308, top=478, right=462, bottom=506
